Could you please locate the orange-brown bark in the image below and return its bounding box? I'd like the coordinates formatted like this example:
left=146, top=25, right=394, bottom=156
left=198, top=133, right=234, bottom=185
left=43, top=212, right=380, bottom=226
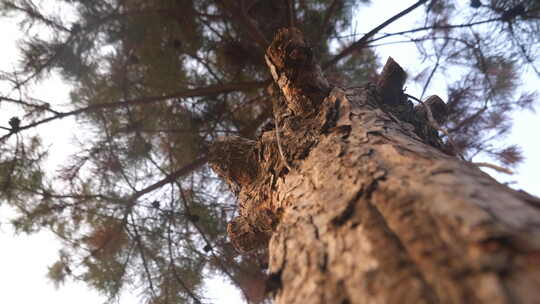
left=210, top=28, right=540, bottom=304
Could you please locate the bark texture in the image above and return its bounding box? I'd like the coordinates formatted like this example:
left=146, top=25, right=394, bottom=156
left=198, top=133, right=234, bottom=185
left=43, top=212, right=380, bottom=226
left=209, top=28, right=540, bottom=304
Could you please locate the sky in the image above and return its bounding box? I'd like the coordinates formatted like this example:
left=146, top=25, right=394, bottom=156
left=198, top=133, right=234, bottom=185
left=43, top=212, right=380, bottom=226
left=0, top=1, right=538, bottom=304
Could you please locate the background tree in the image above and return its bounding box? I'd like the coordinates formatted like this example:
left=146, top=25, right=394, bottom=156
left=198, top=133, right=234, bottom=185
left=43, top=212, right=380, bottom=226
left=0, top=0, right=538, bottom=303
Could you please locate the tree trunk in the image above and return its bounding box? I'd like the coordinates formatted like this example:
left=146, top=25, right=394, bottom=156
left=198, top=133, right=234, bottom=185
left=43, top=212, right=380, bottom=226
left=209, top=28, right=540, bottom=304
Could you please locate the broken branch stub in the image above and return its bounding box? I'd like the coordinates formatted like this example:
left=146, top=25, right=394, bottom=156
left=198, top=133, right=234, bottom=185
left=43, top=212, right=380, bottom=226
left=376, top=57, right=407, bottom=106
left=265, top=27, right=330, bottom=115
left=375, top=58, right=451, bottom=150
left=208, top=136, right=259, bottom=194
left=209, top=135, right=278, bottom=252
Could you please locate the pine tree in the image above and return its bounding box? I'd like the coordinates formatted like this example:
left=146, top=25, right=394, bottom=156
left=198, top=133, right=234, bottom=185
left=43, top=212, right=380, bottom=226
left=211, top=27, right=540, bottom=303
left=0, top=0, right=538, bottom=303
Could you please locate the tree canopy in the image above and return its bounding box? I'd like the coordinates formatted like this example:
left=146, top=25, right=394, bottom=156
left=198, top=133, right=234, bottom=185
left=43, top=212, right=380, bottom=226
left=0, top=0, right=538, bottom=303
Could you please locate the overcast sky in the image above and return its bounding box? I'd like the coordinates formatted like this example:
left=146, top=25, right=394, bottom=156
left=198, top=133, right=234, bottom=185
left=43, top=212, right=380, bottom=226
left=0, top=1, right=538, bottom=304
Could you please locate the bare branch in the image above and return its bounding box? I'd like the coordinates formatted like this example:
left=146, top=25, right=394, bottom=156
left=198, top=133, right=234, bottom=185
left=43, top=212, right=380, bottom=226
left=127, top=156, right=209, bottom=206
left=0, top=81, right=268, bottom=142
left=118, top=156, right=209, bottom=229
left=323, top=0, right=428, bottom=69
left=366, top=17, right=504, bottom=45
left=0, top=96, right=60, bottom=115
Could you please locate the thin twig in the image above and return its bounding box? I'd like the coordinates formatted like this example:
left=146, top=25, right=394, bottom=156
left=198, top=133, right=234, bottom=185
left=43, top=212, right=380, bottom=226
left=323, top=0, right=428, bottom=69
left=0, top=96, right=61, bottom=115
left=273, top=107, right=294, bottom=172
left=165, top=219, right=203, bottom=304
left=420, top=60, right=439, bottom=100
left=126, top=215, right=158, bottom=300
left=366, top=17, right=504, bottom=45
left=473, top=162, right=514, bottom=175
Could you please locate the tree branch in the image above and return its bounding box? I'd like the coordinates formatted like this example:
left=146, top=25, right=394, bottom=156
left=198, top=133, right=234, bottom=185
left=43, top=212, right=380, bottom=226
left=0, top=96, right=60, bottom=115
left=0, top=81, right=268, bottom=142
left=366, top=17, right=504, bottom=45
left=323, top=0, right=428, bottom=69
left=119, top=156, right=209, bottom=224
left=128, top=156, right=209, bottom=204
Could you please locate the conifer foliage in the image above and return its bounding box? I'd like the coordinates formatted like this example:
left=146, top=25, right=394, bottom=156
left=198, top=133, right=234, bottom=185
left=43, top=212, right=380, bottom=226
left=0, top=0, right=538, bottom=303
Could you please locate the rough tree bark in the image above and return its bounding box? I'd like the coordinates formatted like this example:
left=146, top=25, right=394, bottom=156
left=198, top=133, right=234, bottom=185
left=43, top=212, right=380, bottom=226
left=209, top=28, right=540, bottom=304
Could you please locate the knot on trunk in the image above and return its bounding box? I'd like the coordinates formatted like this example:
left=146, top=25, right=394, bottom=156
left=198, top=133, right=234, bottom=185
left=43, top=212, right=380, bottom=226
left=209, top=136, right=259, bottom=194
left=227, top=216, right=271, bottom=253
